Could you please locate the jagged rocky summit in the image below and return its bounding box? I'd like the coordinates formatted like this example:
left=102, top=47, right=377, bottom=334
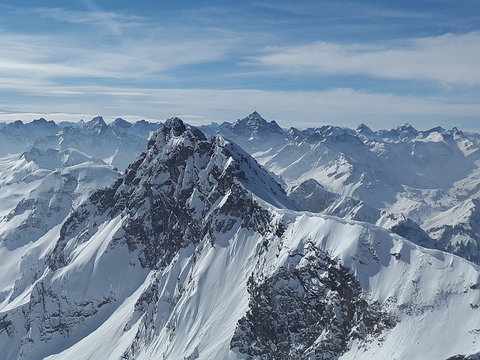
left=50, top=117, right=293, bottom=271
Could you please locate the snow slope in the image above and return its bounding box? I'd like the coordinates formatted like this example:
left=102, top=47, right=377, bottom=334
left=218, top=117, right=480, bottom=265
left=1, top=118, right=480, bottom=359
left=0, top=147, right=120, bottom=329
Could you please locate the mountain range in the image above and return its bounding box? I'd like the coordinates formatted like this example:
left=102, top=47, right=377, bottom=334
left=1, top=112, right=480, bottom=359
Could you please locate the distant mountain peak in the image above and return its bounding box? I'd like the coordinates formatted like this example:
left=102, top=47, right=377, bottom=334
left=357, top=123, right=374, bottom=133
left=245, top=110, right=263, bottom=122
left=132, top=119, right=148, bottom=126
left=397, top=123, right=417, bottom=132
left=233, top=111, right=266, bottom=127
left=84, top=116, right=107, bottom=128
left=112, top=118, right=131, bottom=128
left=232, top=111, right=284, bottom=134
left=427, top=126, right=446, bottom=133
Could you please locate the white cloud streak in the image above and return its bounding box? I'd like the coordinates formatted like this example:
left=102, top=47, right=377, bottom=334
left=0, top=31, right=231, bottom=82
left=27, top=7, right=143, bottom=27
left=0, top=86, right=478, bottom=130
left=253, top=32, right=480, bottom=85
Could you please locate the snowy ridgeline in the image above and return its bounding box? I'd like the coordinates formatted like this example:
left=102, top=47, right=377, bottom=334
left=1, top=113, right=480, bottom=359
left=0, top=116, right=162, bottom=171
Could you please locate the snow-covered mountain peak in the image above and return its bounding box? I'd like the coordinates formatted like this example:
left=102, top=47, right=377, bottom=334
left=140, top=119, right=292, bottom=210
left=320, top=125, right=353, bottom=137
left=397, top=122, right=416, bottom=131
left=396, top=122, right=418, bottom=136
left=376, top=123, right=419, bottom=142
left=163, top=116, right=187, bottom=136
left=419, top=126, right=446, bottom=138
left=52, top=119, right=292, bottom=269
left=210, top=111, right=286, bottom=153
left=357, top=123, right=370, bottom=130
left=238, top=110, right=264, bottom=126
left=231, top=111, right=283, bottom=135
left=111, top=118, right=131, bottom=129
left=20, top=147, right=109, bottom=174
left=356, top=123, right=374, bottom=134
left=301, top=125, right=357, bottom=145
left=355, top=123, right=384, bottom=142
left=286, top=126, right=302, bottom=137
left=148, top=117, right=204, bottom=150
left=413, top=130, right=445, bottom=143
left=356, top=123, right=375, bottom=135
left=125, top=120, right=162, bottom=138
left=84, top=116, right=107, bottom=129
left=22, top=147, right=62, bottom=171
left=60, top=148, right=102, bottom=168
left=31, top=118, right=56, bottom=129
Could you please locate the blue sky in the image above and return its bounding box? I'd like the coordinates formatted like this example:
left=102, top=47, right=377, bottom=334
left=0, top=0, right=479, bottom=130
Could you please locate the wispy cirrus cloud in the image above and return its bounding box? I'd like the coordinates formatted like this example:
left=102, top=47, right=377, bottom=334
left=0, top=4, right=240, bottom=87
left=4, top=4, right=145, bottom=38
left=0, top=30, right=233, bottom=85
left=252, top=32, right=480, bottom=85
left=22, top=7, right=144, bottom=26
left=255, top=1, right=432, bottom=20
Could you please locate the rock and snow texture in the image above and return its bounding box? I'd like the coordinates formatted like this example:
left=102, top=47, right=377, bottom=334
left=207, top=116, right=480, bottom=265
left=199, top=111, right=287, bottom=154
left=1, top=117, right=480, bottom=359
left=288, top=178, right=380, bottom=224
left=0, top=116, right=161, bottom=170
left=199, top=114, right=480, bottom=264
left=0, top=147, right=120, bottom=250
left=0, top=117, right=291, bottom=359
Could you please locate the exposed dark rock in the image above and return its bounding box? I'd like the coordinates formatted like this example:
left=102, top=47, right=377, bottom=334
left=447, top=353, right=480, bottom=360
left=0, top=315, right=14, bottom=337
left=231, top=243, right=393, bottom=360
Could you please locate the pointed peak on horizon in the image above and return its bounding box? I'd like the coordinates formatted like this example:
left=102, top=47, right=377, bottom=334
left=112, top=118, right=131, bottom=127
left=234, top=111, right=266, bottom=125
left=357, top=123, right=373, bottom=131
left=85, top=116, right=107, bottom=128
left=397, top=123, right=418, bottom=132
